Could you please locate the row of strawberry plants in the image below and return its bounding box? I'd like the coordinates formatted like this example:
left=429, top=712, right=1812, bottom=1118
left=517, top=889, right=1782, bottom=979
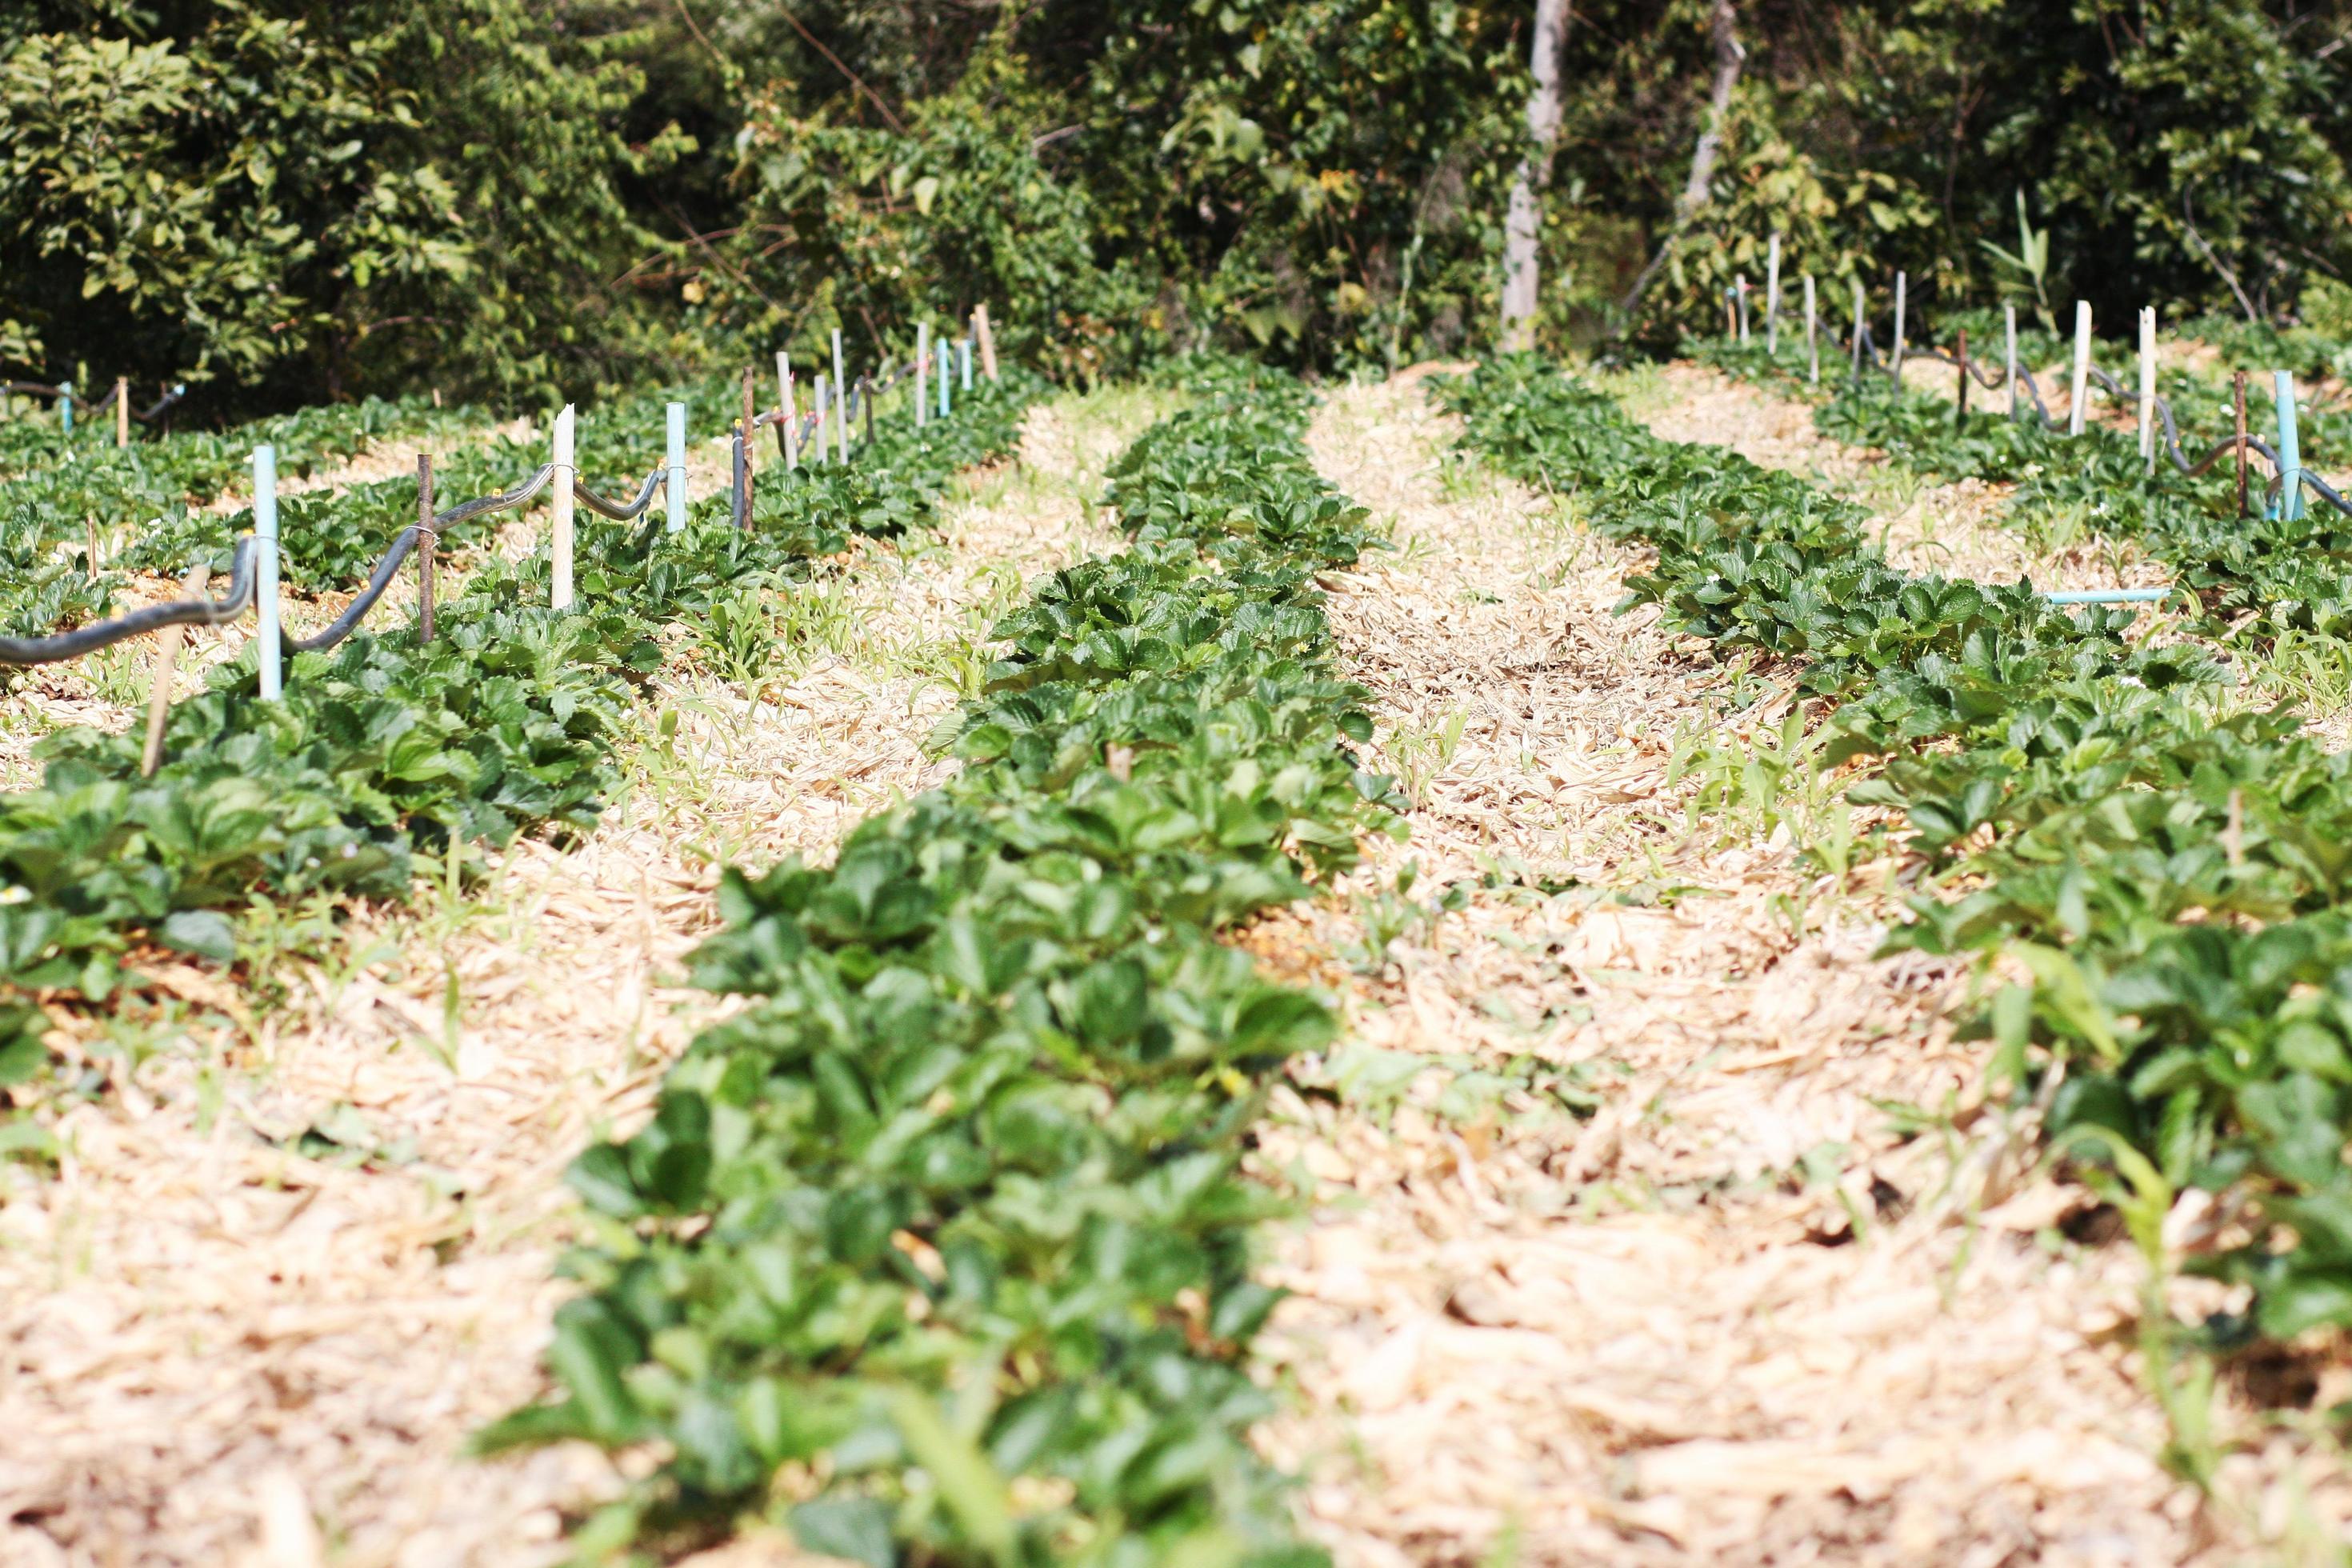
left=1693, top=338, right=2352, bottom=643
left=479, top=357, right=1394, bottom=1566
left=1445, top=354, right=2352, bottom=1346
left=0, top=373, right=1045, bottom=1090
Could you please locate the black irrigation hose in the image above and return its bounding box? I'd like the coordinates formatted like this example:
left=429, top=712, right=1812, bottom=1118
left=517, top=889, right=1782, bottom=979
left=282, top=527, right=422, bottom=654
left=6, top=459, right=678, bottom=666
left=1831, top=317, right=2352, bottom=522
left=2, top=381, right=185, bottom=425
left=575, top=467, right=664, bottom=522
left=0, top=538, right=259, bottom=666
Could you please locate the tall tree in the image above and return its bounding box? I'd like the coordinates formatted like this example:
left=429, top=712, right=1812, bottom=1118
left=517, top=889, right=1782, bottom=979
left=1616, top=0, right=1744, bottom=327
left=1498, top=0, right=1571, bottom=352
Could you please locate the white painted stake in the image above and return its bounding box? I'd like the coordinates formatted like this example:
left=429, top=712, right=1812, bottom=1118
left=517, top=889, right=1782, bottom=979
left=780, top=357, right=800, bottom=471
left=1766, top=235, right=1782, bottom=355
left=1892, top=271, right=1907, bottom=381
left=960, top=338, right=973, bottom=392
left=1803, top=274, right=1818, bottom=385
left=2005, top=306, right=2018, bottom=421
left=666, top=402, right=688, bottom=534
left=1734, top=274, right=1749, bottom=344
left=831, top=328, right=850, bottom=463
left=253, top=446, right=281, bottom=701
left=2138, top=306, right=2157, bottom=468
left=551, top=404, right=576, bottom=609
left=2068, top=300, right=2092, bottom=436
left=814, top=374, right=829, bottom=460
left=914, top=323, right=931, bottom=428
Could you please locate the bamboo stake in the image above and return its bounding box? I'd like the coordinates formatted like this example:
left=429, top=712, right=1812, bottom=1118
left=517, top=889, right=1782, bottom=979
left=862, top=375, right=875, bottom=444
left=114, top=377, right=128, bottom=448
left=417, top=454, right=437, bottom=642
left=974, top=304, right=999, bottom=381
left=831, top=329, right=850, bottom=463
left=780, top=362, right=799, bottom=471
left=254, top=446, right=281, bottom=700
left=2068, top=300, right=2092, bottom=436
left=2005, top=306, right=2018, bottom=421
left=2234, top=370, right=2250, bottom=517
left=139, top=560, right=211, bottom=778
left=914, top=323, right=931, bottom=427
left=2138, top=306, right=2157, bottom=470
left=1765, top=235, right=1782, bottom=355
left=1850, top=279, right=1865, bottom=381
left=1891, top=270, right=1907, bottom=382
left=1955, top=328, right=1969, bottom=422
left=1803, top=274, right=1818, bottom=385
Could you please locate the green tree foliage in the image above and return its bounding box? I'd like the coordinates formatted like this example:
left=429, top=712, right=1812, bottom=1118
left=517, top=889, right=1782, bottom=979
left=6, top=0, right=2352, bottom=405
left=0, top=0, right=683, bottom=411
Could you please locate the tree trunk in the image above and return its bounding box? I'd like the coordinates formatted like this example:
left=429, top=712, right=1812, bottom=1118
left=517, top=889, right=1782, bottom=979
left=1498, top=0, right=1572, bottom=354
left=1615, top=0, right=1746, bottom=326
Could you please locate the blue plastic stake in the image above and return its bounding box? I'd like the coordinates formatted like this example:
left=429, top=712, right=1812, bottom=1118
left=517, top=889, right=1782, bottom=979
left=666, top=402, right=688, bottom=533
left=2046, top=586, right=2172, bottom=606
left=2275, top=370, right=2306, bottom=523
left=58, top=382, right=72, bottom=437
left=938, top=341, right=950, bottom=419
left=254, top=446, right=282, bottom=700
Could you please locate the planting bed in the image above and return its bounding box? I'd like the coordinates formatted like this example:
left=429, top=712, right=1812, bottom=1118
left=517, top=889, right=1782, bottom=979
left=9, top=344, right=2352, bottom=1566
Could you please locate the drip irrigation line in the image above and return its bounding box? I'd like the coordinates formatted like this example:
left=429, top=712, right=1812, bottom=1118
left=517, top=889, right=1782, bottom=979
left=3, top=381, right=186, bottom=425
left=2, top=460, right=675, bottom=666
left=0, top=538, right=258, bottom=666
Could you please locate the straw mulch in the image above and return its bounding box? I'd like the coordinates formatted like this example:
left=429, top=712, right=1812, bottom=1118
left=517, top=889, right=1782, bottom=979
left=0, top=394, right=1146, bottom=1567
left=1642, top=363, right=2172, bottom=595
left=1240, top=371, right=2349, bottom=1566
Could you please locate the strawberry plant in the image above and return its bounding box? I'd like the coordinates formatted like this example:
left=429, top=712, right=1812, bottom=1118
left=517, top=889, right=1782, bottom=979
left=483, top=355, right=1395, bottom=1564
left=1440, top=354, right=2352, bottom=1357
left=0, top=373, right=1046, bottom=1084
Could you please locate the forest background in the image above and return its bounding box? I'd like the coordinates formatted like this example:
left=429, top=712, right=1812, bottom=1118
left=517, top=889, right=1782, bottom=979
left=5, top=0, right=2351, bottom=418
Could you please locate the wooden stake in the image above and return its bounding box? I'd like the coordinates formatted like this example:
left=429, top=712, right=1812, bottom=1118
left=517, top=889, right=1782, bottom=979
left=417, top=454, right=436, bottom=642
left=914, top=322, right=931, bottom=428
left=974, top=304, right=999, bottom=382
left=831, top=329, right=850, bottom=462
left=779, top=361, right=799, bottom=471
left=862, top=375, right=875, bottom=444
left=114, top=377, right=129, bottom=448
left=552, top=404, right=578, bottom=609
left=1955, top=328, right=1969, bottom=422
left=2234, top=370, right=2249, bottom=517
left=83, top=519, right=99, bottom=582
left=1850, top=279, right=1865, bottom=381
left=2068, top=300, right=2092, bottom=436
left=2005, top=306, right=2018, bottom=421
left=1891, top=270, right=1907, bottom=382
left=1803, top=274, right=1818, bottom=385
left=139, top=560, right=211, bottom=778
left=1765, top=235, right=1782, bottom=355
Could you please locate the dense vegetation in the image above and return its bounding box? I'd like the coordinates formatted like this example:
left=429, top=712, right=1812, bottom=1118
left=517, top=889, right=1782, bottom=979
left=482, top=356, right=1398, bottom=1562
left=1442, top=354, right=2352, bottom=1361
left=0, top=367, right=1044, bottom=1098
left=10, top=0, right=2352, bottom=412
